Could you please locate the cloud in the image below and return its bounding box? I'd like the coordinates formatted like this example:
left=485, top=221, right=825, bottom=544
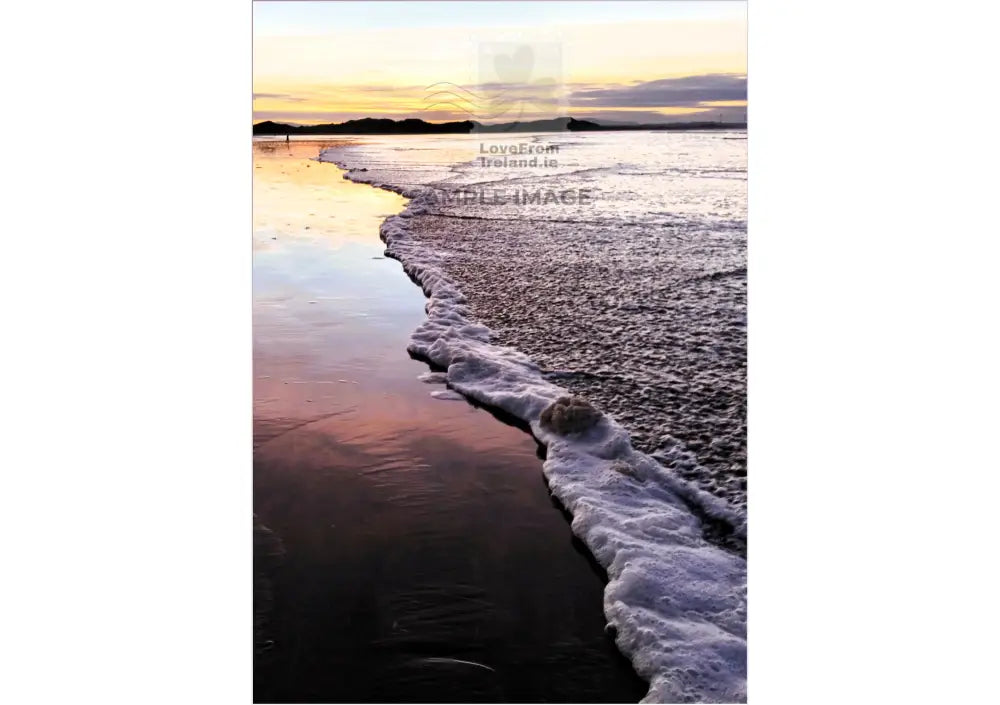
left=578, top=105, right=746, bottom=125
left=253, top=110, right=363, bottom=124
left=252, top=92, right=306, bottom=102
left=570, top=73, right=746, bottom=109
left=252, top=74, right=749, bottom=125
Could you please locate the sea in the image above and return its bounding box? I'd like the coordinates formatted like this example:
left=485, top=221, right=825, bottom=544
left=313, top=129, right=748, bottom=702
left=320, top=130, right=747, bottom=516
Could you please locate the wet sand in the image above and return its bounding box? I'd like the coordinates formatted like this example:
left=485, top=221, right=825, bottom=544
left=252, top=140, right=647, bottom=702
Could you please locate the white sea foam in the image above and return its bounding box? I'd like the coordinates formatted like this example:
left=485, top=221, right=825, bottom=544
left=417, top=371, right=448, bottom=384
left=320, top=145, right=747, bottom=703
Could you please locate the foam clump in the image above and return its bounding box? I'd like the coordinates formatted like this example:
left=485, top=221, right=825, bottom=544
left=540, top=396, right=603, bottom=435
left=610, top=459, right=643, bottom=481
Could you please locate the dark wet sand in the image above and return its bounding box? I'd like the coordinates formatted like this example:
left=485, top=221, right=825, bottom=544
left=252, top=140, right=647, bottom=702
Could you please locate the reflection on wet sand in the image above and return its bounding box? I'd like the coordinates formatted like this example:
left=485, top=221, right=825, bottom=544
left=253, top=140, right=647, bottom=702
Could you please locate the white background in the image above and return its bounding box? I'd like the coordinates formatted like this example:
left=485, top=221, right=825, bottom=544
left=1, top=1, right=998, bottom=703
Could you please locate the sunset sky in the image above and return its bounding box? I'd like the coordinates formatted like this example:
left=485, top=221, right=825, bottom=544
left=253, top=1, right=747, bottom=125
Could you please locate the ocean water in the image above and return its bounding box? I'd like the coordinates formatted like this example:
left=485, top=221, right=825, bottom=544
left=318, top=131, right=748, bottom=703
left=321, top=132, right=747, bottom=515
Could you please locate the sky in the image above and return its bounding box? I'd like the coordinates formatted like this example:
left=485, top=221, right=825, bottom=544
left=253, top=1, right=747, bottom=125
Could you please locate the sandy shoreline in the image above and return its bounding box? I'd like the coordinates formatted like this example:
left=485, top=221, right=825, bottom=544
left=252, top=140, right=647, bottom=702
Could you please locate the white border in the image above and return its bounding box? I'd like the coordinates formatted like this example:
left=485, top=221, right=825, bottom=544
left=3, top=1, right=998, bottom=703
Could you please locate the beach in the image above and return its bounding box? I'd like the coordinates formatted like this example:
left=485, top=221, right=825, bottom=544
left=252, top=139, right=647, bottom=702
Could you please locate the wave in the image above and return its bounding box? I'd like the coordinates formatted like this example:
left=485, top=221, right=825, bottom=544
left=318, top=146, right=747, bottom=703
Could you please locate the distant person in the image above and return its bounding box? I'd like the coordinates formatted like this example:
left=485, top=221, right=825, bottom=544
left=285, top=134, right=290, bottom=143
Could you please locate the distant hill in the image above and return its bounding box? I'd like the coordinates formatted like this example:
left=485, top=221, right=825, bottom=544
left=252, top=118, right=475, bottom=135
left=472, top=117, right=597, bottom=132
left=253, top=116, right=746, bottom=135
